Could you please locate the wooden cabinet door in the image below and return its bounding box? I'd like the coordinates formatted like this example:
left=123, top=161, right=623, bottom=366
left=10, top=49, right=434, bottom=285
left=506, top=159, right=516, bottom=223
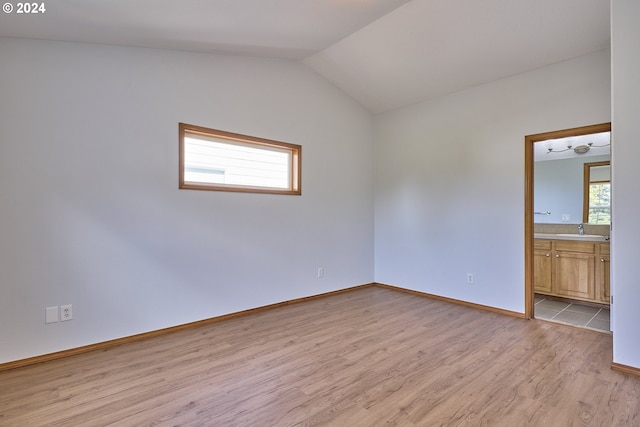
left=599, top=254, right=610, bottom=303
left=553, top=252, right=595, bottom=300
left=534, top=249, right=552, bottom=293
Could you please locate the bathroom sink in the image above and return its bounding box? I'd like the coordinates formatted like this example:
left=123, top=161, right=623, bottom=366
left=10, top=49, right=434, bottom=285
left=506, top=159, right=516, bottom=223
left=534, top=233, right=609, bottom=241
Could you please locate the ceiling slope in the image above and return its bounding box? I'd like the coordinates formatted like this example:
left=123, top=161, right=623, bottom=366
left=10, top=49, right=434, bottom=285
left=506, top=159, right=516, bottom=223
left=0, top=0, right=610, bottom=113
left=304, top=0, right=610, bottom=113
left=0, top=0, right=410, bottom=59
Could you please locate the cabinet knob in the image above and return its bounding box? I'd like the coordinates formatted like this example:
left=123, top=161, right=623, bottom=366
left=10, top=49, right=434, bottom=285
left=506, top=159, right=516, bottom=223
left=555, top=254, right=560, bottom=258
left=546, top=253, right=550, bottom=257
left=601, top=258, right=605, bottom=262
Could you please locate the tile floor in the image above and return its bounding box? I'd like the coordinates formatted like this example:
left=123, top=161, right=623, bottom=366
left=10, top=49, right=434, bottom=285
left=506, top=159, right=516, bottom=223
left=535, top=295, right=610, bottom=333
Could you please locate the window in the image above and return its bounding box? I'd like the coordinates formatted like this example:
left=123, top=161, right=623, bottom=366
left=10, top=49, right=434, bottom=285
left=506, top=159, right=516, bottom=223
left=179, top=123, right=301, bottom=195
left=583, top=161, right=610, bottom=224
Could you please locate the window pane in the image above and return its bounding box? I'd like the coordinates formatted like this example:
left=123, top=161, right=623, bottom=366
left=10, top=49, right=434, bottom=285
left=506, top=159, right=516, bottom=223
left=588, top=183, right=610, bottom=224
left=179, top=123, right=301, bottom=195
left=184, top=136, right=291, bottom=189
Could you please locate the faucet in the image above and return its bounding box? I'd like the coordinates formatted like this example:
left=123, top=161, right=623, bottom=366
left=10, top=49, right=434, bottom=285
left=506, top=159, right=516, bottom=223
left=578, top=223, right=584, bottom=235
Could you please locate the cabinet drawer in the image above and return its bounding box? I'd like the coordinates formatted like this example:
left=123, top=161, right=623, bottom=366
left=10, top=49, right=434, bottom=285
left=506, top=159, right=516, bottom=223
left=554, top=241, right=595, bottom=254
left=599, top=243, right=610, bottom=255
left=533, top=239, right=552, bottom=250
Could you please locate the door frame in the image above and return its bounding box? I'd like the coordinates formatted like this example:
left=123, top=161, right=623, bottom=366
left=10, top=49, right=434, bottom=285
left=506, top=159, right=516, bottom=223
left=524, top=122, right=611, bottom=319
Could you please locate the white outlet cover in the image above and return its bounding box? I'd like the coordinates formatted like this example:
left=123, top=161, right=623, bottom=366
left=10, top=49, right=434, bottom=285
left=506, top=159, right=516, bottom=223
left=46, top=306, right=59, bottom=324
left=61, top=304, right=72, bottom=321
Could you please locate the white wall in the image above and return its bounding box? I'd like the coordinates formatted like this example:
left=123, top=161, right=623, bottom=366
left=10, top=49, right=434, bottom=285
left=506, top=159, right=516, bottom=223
left=611, top=0, right=640, bottom=369
left=374, top=49, right=611, bottom=312
left=0, top=38, right=374, bottom=363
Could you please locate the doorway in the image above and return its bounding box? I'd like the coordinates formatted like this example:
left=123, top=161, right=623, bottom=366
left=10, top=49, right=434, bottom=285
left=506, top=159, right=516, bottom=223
left=524, top=123, right=611, bottom=328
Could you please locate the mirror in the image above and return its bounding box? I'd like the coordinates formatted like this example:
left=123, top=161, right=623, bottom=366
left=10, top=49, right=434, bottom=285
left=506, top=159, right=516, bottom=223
left=534, top=131, right=610, bottom=224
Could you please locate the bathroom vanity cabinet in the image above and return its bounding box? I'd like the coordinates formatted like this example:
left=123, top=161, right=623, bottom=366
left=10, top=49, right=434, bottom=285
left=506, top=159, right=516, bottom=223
left=533, top=240, right=553, bottom=294
left=534, top=238, right=610, bottom=305
left=599, top=243, right=610, bottom=303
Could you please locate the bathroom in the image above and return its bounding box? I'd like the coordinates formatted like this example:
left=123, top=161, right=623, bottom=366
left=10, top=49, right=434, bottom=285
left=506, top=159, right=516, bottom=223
left=532, top=124, right=610, bottom=332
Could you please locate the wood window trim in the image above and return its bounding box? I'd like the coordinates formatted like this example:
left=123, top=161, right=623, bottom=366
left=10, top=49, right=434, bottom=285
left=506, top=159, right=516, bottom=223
left=582, top=160, right=610, bottom=223
left=179, top=123, right=301, bottom=195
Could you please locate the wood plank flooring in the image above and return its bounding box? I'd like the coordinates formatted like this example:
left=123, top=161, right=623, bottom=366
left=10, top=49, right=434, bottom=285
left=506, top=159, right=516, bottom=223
left=1, top=286, right=639, bottom=426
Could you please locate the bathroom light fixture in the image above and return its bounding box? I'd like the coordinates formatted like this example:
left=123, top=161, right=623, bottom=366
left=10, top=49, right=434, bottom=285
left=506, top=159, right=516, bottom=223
left=547, top=141, right=610, bottom=155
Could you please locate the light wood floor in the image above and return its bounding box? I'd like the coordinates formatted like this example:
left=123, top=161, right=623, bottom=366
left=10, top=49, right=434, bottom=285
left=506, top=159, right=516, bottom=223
left=1, top=286, right=639, bottom=426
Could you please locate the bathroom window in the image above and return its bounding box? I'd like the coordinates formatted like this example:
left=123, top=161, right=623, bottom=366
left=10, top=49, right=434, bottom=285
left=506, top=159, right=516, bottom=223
left=583, top=161, right=610, bottom=224
left=179, top=123, right=301, bottom=195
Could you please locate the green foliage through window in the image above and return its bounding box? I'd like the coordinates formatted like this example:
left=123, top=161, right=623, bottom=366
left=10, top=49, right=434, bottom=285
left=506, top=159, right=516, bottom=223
left=588, top=182, right=610, bottom=224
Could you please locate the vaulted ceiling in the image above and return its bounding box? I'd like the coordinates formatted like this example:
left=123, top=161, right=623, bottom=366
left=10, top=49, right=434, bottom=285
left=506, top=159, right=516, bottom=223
left=0, top=0, right=610, bottom=113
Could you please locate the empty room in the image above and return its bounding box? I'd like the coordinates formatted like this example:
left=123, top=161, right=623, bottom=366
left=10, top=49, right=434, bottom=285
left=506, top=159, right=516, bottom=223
left=1, top=0, right=640, bottom=425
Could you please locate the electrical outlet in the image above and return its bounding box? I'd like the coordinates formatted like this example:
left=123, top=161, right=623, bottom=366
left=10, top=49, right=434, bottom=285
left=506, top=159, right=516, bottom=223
left=317, top=267, right=324, bottom=278
left=45, top=306, right=59, bottom=324
left=61, top=304, right=73, bottom=321
left=466, top=273, right=474, bottom=284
